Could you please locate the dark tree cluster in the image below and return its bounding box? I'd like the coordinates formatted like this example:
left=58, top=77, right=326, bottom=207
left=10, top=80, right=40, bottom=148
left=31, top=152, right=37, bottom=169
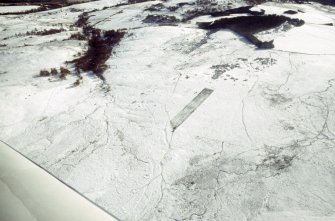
left=68, top=12, right=126, bottom=80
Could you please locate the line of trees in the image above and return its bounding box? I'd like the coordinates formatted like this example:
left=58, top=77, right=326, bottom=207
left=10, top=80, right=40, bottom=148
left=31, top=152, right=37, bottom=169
left=0, top=0, right=92, bottom=4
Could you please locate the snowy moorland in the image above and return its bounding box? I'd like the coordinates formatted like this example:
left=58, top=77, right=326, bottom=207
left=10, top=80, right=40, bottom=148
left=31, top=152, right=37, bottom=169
left=0, top=0, right=335, bottom=220
left=0, top=5, right=39, bottom=14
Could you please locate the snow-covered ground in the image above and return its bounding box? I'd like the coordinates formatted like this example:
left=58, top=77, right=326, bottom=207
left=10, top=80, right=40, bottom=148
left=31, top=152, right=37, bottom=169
left=0, top=0, right=335, bottom=220
left=0, top=5, right=40, bottom=14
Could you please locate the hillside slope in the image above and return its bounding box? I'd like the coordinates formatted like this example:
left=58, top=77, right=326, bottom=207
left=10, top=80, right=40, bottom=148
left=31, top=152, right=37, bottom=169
left=1, top=0, right=335, bottom=220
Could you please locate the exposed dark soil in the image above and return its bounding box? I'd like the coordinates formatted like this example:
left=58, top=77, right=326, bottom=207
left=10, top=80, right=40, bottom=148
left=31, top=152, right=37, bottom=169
left=198, top=15, right=304, bottom=49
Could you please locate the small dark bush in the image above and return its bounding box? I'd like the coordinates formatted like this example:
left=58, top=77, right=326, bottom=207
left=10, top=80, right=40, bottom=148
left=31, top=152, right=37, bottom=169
left=69, top=33, right=86, bottom=40
left=74, top=12, right=90, bottom=28
left=39, top=29, right=64, bottom=35
left=145, top=3, right=165, bottom=11
left=40, top=70, right=51, bottom=77
left=50, top=68, right=58, bottom=75
left=73, top=79, right=81, bottom=87
left=60, top=67, right=71, bottom=79
left=167, top=6, right=178, bottom=11
left=284, top=10, right=298, bottom=15
left=69, top=8, right=83, bottom=12
left=177, top=2, right=195, bottom=7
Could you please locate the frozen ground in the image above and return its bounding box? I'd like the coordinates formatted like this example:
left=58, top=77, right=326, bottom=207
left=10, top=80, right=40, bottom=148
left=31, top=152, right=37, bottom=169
left=0, top=0, right=335, bottom=220
left=0, top=5, right=39, bottom=14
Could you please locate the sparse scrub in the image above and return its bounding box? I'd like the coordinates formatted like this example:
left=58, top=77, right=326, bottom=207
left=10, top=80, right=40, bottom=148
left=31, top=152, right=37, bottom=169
left=182, top=5, right=264, bottom=21
left=73, top=79, right=81, bottom=87
left=69, top=32, right=86, bottom=40
left=39, top=67, right=71, bottom=80
left=0, top=3, right=63, bottom=15
left=50, top=68, right=58, bottom=75
left=246, top=0, right=335, bottom=6
left=128, top=0, right=155, bottom=4
left=143, top=14, right=180, bottom=24
left=60, top=67, right=71, bottom=79
left=39, top=70, right=51, bottom=77
left=26, top=28, right=65, bottom=36
left=74, top=12, right=90, bottom=28
left=145, top=3, right=165, bottom=12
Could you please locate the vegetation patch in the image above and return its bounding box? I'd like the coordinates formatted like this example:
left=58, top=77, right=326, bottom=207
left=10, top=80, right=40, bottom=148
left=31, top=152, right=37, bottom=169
left=211, top=64, right=240, bottom=80
left=39, top=67, right=71, bottom=79
left=26, top=28, right=65, bottom=36
left=296, top=0, right=335, bottom=6
left=112, top=0, right=155, bottom=8
left=198, top=15, right=304, bottom=49
left=0, top=3, right=63, bottom=15
left=247, top=0, right=335, bottom=6
left=69, top=32, right=86, bottom=40
left=259, top=153, right=296, bottom=171
left=183, top=5, right=265, bottom=21
left=39, top=69, right=51, bottom=77
left=144, top=3, right=165, bottom=12
left=68, top=12, right=126, bottom=80
left=68, top=29, right=125, bottom=80
left=1, top=27, right=65, bottom=42
left=38, top=11, right=126, bottom=84
left=143, top=14, right=180, bottom=24
left=284, top=10, right=298, bottom=15
left=128, top=0, right=155, bottom=4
